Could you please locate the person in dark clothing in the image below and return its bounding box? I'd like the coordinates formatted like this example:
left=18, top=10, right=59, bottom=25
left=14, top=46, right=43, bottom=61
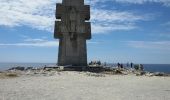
left=120, top=64, right=123, bottom=68
left=117, top=63, right=120, bottom=68
left=127, top=62, right=129, bottom=67
left=97, top=61, right=101, bottom=65
left=130, top=62, right=133, bottom=68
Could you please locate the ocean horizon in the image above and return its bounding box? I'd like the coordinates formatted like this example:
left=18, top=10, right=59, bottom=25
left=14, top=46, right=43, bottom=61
left=0, top=63, right=170, bottom=74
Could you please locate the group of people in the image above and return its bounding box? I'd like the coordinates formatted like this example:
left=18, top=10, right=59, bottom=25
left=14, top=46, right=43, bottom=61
left=117, top=63, right=124, bottom=68
left=117, top=62, right=134, bottom=68
left=88, top=61, right=144, bottom=71
left=89, top=61, right=101, bottom=66
left=117, top=62, right=144, bottom=71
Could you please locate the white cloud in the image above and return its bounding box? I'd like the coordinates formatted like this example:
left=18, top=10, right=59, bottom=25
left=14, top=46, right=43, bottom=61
left=115, top=0, right=170, bottom=6
left=0, top=38, right=100, bottom=47
left=24, top=38, right=47, bottom=42
left=0, top=38, right=59, bottom=47
left=92, top=23, right=137, bottom=34
left=91, top=9, right=149, bottom=33
left=0, top=0, right=152, bottom=34
left=127, top=40, right=170, bottom=50
left=0, top=41, right=58, bottom=47
left=91, top=9, right=145, bottom=22
left=87, top=41, right=101, bottom=44
left=86, top=0, right=170, bottom=7
left=0, top=0, right=59, bottom=31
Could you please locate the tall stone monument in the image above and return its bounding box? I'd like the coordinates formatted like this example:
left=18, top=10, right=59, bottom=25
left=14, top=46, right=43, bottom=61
left=54, top=0, right=91, bottom=66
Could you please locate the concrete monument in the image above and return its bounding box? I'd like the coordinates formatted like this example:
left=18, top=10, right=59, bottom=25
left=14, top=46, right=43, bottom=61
left=54, top=0, right=91, bottom=66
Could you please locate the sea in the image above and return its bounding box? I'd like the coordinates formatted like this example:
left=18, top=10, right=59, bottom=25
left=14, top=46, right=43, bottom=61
left=0, top=63, right=170, bottom=74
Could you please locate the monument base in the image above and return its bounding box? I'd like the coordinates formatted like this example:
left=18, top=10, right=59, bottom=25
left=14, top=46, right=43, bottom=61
left=63, top=66, right=87, bottom=71
left=61, top=65, right=105, bottom=72
left=58, top=34, right=87, bottom=66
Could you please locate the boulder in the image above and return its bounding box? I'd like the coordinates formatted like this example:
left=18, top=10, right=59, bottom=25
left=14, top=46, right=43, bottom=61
left=26, top=67, right=33, bottom=70
left=8, top=66, right=25, bottom=71
left=153, top=72, right=168, bottom=76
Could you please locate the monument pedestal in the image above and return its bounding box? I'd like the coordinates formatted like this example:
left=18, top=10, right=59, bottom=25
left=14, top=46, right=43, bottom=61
left=58, top=34, right=87, bottom=66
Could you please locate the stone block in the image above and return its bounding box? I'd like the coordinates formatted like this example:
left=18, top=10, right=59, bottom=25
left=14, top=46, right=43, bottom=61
left=54, top=21, right=62, bottom=39
left=63, top=0, right=84, bottom=6
left=56, top=4, right=64, bottom=19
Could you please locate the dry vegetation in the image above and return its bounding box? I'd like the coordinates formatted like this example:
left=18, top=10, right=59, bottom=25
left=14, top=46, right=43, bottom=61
left=0, top=72, right=18, bottom=79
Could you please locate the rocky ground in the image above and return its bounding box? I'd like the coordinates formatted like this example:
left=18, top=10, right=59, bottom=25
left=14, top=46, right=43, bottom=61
left=0, top=69, right=170, bottom=100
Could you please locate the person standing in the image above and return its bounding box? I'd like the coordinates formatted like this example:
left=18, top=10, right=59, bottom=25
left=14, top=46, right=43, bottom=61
left=130, top=62, right=133, bottom=68
left=117, top=63, right=120, bottom=68
left=127, top=62, right=129, bottom=67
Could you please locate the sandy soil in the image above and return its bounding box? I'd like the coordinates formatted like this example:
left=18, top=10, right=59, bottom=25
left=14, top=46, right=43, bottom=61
left=0, top=71, right=170, bottom=100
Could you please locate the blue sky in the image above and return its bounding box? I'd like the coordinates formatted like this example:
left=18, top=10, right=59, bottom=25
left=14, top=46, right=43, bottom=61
left=0, top=0, right=170, bottom=64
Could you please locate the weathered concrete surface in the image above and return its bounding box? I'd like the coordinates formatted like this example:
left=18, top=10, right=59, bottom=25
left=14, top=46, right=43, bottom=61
left=54, top=0, right=91, bottom=66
